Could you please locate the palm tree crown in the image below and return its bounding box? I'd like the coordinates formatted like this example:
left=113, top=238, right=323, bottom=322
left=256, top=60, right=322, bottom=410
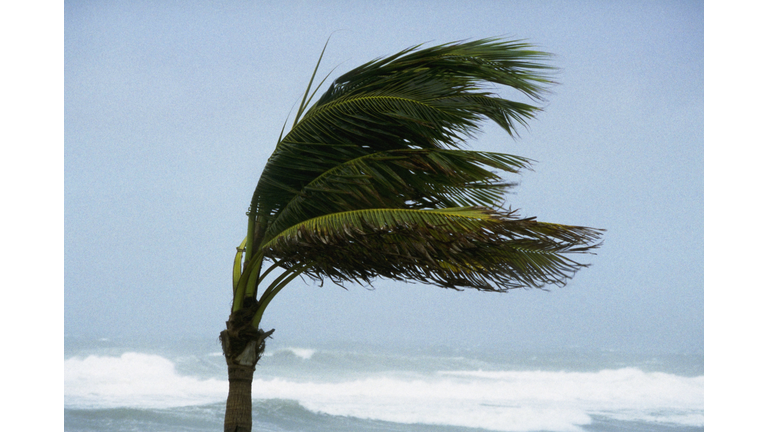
left=232, top=38, right=603, bottom=331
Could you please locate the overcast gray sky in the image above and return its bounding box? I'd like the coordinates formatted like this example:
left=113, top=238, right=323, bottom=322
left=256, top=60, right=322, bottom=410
left=62, top=0, right=704, bottom=354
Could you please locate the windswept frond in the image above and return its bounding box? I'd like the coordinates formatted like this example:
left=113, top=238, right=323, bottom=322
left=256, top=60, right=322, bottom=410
left=261, top=149, right=534, bottom=242
left=261, top=208, right=603, bottom=291
left=250, top=38, right=556, bottom=228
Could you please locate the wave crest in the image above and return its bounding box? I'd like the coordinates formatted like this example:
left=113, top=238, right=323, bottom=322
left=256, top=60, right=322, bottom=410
left=64, top=352, right=703, bottom=431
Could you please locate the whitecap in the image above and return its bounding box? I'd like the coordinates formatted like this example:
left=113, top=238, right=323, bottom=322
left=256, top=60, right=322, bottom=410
left=249, top=368, right=703, bottom=431
left=63, top=352, right=703, bottom=432
left=64, top=352, right=227, bottom=409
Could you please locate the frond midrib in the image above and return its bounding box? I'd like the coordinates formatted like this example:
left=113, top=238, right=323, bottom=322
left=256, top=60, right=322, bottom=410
left=260, top=150, right=406, bottom=243
left=282, top=92, right=453, bottom=144
left=260, top=207, right=492, bottom=251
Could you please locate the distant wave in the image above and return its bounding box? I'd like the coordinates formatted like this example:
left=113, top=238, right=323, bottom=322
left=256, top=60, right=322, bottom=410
left=263, top=347, right=316, bottom=360
left=65, top=351, right=703, bottom=432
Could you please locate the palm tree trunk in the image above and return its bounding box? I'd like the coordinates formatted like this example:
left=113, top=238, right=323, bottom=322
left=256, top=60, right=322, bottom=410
left=224, top=364, right=255, bottom=432
left=220, top=326, right=274, bottom=432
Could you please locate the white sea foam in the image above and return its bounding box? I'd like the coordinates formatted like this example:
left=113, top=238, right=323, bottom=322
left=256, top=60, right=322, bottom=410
left=64, top=352, right=703, bottom=432
left=64, top=353, right=228, bottom=409
left=251, top=368, right=703, bottom=431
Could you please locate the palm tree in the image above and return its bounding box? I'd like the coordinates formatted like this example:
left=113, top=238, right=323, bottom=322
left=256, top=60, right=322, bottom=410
left=220, top=38, right=603, bottom=432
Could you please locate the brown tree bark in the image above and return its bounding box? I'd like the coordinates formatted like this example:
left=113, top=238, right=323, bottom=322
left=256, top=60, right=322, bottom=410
left=224, top=364, right=256, bottom=432
left=220, top=324, right=274, bottom=432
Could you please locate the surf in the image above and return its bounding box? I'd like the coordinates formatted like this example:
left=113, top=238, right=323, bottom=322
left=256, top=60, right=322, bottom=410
left=65, top=348, right=703, bottom=431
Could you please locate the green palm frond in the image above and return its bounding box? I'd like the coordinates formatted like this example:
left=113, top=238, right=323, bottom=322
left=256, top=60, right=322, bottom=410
left=261, top=149, right=533, bottom=243
left=250, top=38, right=556, bottom=229
left=261, top=207, right=602, bottom=291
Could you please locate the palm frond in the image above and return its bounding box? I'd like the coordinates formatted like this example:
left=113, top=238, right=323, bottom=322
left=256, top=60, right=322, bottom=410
left=261, top=207, right=602, bottom=291
left=261, top=149, right=534, bottom=242
left=250, top=38, right=555, bottom=230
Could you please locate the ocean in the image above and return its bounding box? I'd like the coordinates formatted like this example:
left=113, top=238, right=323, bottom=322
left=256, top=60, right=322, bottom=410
left=64, top=336, right=703, bottom=432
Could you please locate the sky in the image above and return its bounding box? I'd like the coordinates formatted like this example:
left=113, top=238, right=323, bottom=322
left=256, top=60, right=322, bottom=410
left=60, top=0, right=705, bottom=354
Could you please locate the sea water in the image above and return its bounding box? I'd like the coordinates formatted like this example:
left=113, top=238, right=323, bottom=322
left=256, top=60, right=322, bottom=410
left=64, top=336, right=703, bottom=432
